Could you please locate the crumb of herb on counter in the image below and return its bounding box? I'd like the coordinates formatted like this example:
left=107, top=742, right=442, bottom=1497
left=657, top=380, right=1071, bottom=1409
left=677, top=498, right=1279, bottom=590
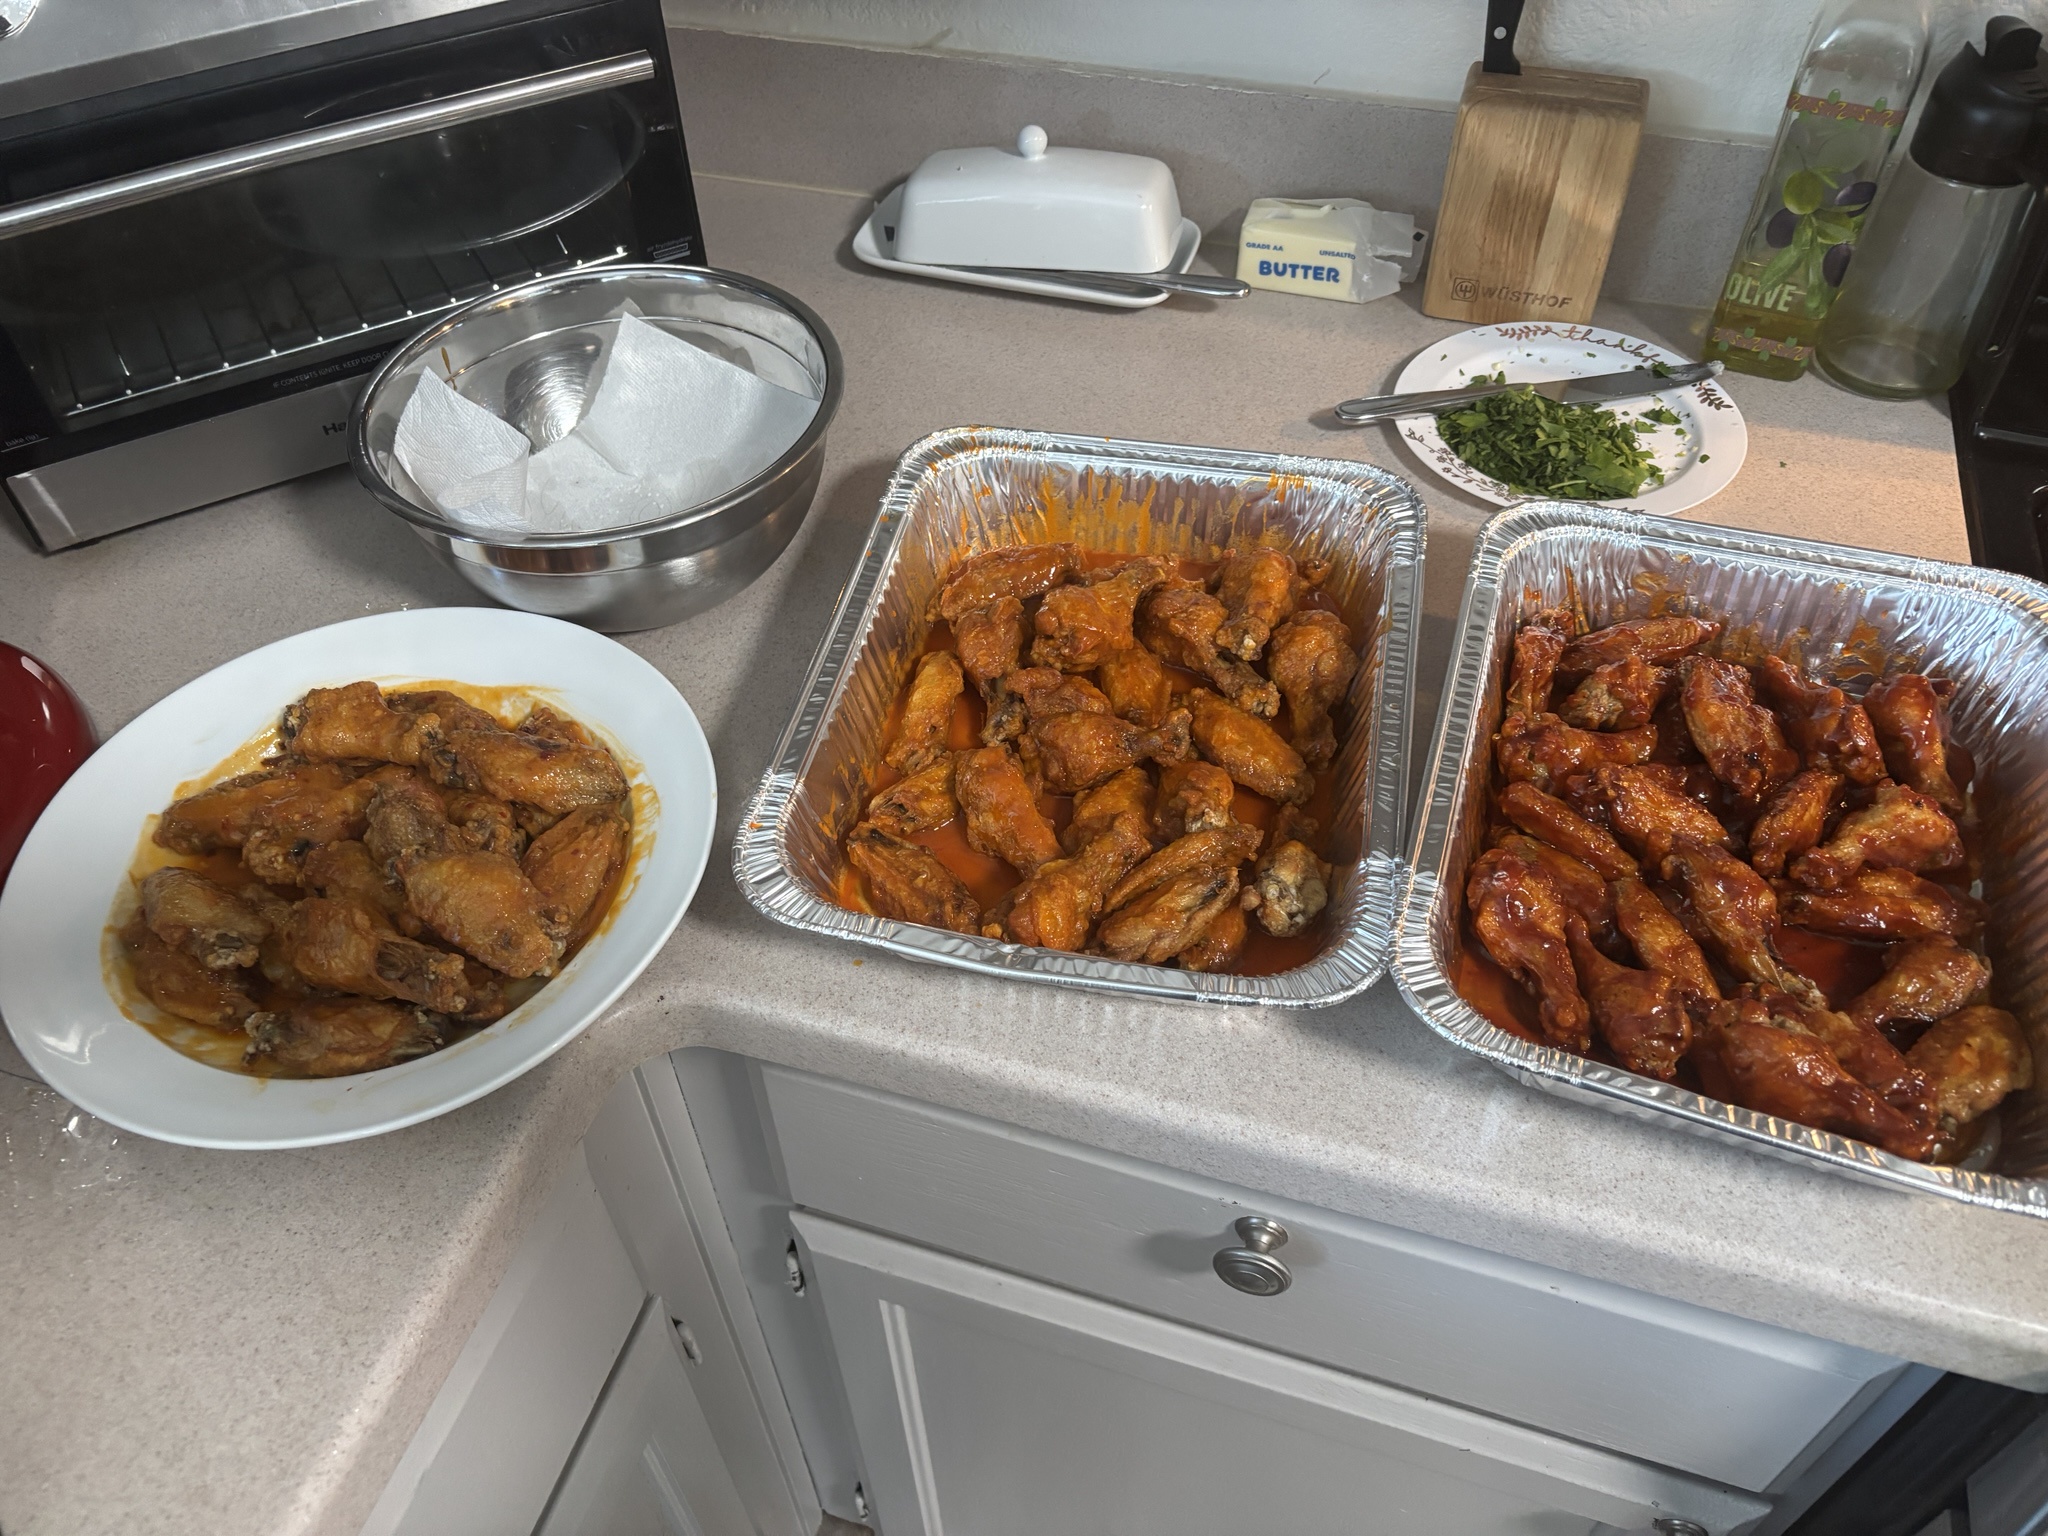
left=1437, top=372, right=1666, bottom=500
left=1780, top=460, right=1787, bottom=468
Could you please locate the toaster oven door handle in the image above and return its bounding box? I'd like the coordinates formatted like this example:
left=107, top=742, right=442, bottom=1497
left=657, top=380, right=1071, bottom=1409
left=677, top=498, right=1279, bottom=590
left=0, top=50, right=658, bottom=241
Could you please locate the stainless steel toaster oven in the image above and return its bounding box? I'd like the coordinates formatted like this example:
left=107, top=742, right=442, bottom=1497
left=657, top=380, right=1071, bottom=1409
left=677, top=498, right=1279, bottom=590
left=0, top=0, right=705, bottom=550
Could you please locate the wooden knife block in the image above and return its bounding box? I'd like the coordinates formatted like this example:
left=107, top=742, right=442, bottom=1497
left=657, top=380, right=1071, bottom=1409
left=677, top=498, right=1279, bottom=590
left=1423, top=63, right=1648, bottom=325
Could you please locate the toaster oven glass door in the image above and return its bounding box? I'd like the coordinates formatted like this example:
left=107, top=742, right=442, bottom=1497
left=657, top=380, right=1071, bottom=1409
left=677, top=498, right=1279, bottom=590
left=0, top=53, right=657, bottom=436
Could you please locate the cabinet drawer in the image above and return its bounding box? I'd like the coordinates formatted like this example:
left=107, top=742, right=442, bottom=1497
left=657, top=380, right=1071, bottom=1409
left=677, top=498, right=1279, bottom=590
left=795, top=1211, right=1769, bottom=1536
left=760, top=1065, right=1900, bottom=1493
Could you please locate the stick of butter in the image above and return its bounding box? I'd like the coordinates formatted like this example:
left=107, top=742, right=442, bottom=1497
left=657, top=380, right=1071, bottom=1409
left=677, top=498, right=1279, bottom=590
left=1236, top=197, right=1419, bottom=303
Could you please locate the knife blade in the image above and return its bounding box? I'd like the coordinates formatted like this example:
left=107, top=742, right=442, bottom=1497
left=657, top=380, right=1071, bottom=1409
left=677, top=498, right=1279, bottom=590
left=1333, top=360, right=1721, bottom=425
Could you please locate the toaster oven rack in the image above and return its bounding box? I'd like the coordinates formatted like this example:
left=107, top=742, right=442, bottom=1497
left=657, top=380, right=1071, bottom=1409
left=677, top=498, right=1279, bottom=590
left=14, top=225, right=629, bottom=431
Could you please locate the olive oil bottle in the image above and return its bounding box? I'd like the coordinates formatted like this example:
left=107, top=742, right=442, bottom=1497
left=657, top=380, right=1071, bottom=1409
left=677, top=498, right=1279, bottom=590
left=1707, top=0, right=1928, bottom=381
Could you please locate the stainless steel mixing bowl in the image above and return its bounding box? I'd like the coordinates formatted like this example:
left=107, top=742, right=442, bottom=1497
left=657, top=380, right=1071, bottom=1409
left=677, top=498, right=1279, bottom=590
left=350, top=265, right=842, bottom=632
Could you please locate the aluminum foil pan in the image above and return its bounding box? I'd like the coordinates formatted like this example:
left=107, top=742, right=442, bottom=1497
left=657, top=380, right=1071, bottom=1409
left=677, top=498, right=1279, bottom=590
left=1394, top=501, right=2048, bottom=1214
left=735, top=426, right=1425, bottom=1006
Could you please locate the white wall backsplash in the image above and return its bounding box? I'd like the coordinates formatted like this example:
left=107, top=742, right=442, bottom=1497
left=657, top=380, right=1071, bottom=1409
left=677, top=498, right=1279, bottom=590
left=660, top=0, right=1835, bottom=143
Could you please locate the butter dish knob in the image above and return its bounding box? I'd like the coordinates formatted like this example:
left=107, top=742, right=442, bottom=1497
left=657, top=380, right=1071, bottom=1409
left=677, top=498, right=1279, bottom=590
left=1017, top=124, right=1049, bottom=159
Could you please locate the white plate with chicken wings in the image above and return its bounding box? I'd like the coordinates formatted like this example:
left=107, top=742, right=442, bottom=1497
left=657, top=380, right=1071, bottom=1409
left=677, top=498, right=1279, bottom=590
left=0, top=608, right=714, bottom=1149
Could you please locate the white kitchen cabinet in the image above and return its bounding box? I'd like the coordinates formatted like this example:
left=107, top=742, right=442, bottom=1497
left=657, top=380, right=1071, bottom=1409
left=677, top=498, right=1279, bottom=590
left=756, top=1060, right=1907, bottom=1495
left=536, top=1299, right=755, bottom=1536
left=793, top=1209, right=1768, bottom=1536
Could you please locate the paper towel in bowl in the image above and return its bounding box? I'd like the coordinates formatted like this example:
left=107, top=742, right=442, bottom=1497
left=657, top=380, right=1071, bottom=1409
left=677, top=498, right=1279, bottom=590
left=393, top=314, right=820, bottom=537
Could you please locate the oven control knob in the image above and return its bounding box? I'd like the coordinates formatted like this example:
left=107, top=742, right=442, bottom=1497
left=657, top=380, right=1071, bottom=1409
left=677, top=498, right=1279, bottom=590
left=1212, top=1216, right=1292, bottom=1296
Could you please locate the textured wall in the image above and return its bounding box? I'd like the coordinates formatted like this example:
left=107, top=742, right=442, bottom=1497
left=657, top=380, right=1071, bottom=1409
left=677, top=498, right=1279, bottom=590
left=659, top=0, right=1831, bottom=142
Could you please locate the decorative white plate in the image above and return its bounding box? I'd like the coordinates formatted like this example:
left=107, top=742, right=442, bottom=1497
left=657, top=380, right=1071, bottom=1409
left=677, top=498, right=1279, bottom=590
left=853, top=182, right=1203, bottom=310
left=1391, top=323, right=1748, bottom=515
left=0, top=608, right=715, bottom=1150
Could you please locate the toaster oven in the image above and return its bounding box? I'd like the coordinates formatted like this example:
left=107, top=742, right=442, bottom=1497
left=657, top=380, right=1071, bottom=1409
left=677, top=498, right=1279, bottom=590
left=0, top=0, right=704, bottom=551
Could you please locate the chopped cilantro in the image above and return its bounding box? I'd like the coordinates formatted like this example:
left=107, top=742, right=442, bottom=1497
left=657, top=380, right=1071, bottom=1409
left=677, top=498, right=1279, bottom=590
left=1437, top=372, right=1666, bottom=500
left=1651, top=360, right=1674, bottom=377
left=1640, top=405, right=1681, bottom=426
left=1699, top=453, right=1712, bottom=462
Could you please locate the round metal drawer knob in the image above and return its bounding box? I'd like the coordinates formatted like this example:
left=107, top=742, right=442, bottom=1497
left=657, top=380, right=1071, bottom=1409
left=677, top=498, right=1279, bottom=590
left=1212, top=1216, right=1292, bottom=1296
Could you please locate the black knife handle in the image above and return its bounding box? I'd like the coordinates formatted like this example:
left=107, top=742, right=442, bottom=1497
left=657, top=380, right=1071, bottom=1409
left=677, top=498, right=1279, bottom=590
left=1483, top=0, right=1525, bottom=74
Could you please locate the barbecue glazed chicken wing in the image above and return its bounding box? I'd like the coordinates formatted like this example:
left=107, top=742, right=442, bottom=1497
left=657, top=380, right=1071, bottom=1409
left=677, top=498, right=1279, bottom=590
left=1065, top=767, right=1156, bottom=854
left=1751, top=984, right=1937, bottom=1129
left=1754, top=656, right=1884, bottom=786
left=1212, top=548, right=1320, bottom=660
left=1496, top=780, right=1636, bottom=881
left=1031, top=708, right=1192, bottom=794
left=1096, top=644, right=1176, bottom=728
left=994, top=813, right=1153, bottom=951
left=1030, top=556, right=1177, bottom=672
left=1748, top=768, right=1842, bottom=879
left=1845, top=937, right=1990, bottom=1036
left=1505, top=619, right=1568, bottom=720
left=1699, top=997, right=1934, bottom=1160
left=1907, top=1007, right=2034, bottom=1151
left=930, top=543, right=1083, bottom=622
left=389, top=688, right=503, bottom=736
left=1864, top=673, right=1969, bottom=814
left=281, top=681, right=442, bottom=766
left=1660, top=840, right=1818, bottom=1002
left=956, top=744, right=1063, bottom=874
left=1779, top=867, right=1983, bottom=942
left=884, top=651, right=966, bottom=775
left=1678, top=656, right=1800, bottom=802
left=1590, top=764, right=1731, bottom=865
left=1186, top=689, right=1312, bottom=804
left=1136, top=581, right=1281, bottom=719
left=1788, top=782, right=1962, bottom=890
left=1466, top=847, right=1590, bottom=1052
left=866, top=756, right=960, bottom=837
left=1557, top=655, right=1671, bottom=733
left=1559, top=615, right=1723, bottom=674
left=281, top=896, right=471, bottom=1013
left=1492, top=831, right=1614, bottom=936
left=522, top=805, right=632, bottom=945
left=1266, top=610, right=1359, bottom=768
left=138, top=868, right=272, bottom=970
left=1565, top=915, right=1690, bottom=1080
left=1495, top=712, right=1656, bottom=792
left=365, top=776, right=569, bottom=978
left=846, top=823, right=981, bottom=934
left=1611, top=876, right=1720, bottom=1002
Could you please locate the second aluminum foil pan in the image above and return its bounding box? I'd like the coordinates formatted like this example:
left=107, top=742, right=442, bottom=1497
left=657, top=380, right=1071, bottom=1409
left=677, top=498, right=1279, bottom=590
left=1394, top=502, right=2048, bottom=1214
left=735, top=426, right=1425, bottom=1006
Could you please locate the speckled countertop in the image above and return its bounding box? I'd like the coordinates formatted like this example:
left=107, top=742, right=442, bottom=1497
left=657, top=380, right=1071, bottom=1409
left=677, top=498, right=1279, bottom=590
left=0, top=172, right=2027, bottom=1536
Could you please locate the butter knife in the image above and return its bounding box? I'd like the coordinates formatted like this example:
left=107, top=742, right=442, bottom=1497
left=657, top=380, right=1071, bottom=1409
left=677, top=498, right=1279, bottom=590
left=1333, top=359, right=1721, bottom=425
left=943, top=263, right=1250, bottom=299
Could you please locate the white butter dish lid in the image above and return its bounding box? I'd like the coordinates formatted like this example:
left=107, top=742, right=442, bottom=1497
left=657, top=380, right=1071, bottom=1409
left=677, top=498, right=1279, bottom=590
left=893, top=126, right=1182, bottom=273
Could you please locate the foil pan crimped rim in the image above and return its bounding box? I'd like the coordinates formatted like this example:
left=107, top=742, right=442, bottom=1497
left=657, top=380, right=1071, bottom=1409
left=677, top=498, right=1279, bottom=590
left=1393, top=501, right=2048, bottom=1215
left=734, top=426, right=1425, bottom=1007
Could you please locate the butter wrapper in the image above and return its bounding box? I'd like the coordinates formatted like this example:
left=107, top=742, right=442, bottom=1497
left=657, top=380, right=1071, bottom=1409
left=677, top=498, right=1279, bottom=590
left=1236, top=197, right=1420, bottom=304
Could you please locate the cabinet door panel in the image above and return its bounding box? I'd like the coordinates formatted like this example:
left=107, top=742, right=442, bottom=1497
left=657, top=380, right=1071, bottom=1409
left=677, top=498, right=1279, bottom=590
left=761, top=1065, right=1898, bottom=1494
left=792, top=1212, right=1767, bottom=1536
left=537, top=1300, right=755, bottom=1536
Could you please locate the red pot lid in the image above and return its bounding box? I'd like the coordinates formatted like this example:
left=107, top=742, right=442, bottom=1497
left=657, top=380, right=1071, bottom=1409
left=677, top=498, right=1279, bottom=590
left=0, top=644, right=94, bottom=892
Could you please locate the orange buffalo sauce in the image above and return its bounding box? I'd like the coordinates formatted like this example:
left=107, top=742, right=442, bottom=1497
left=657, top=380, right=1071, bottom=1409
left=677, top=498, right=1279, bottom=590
left=836, top=551, right=1346, bottom=977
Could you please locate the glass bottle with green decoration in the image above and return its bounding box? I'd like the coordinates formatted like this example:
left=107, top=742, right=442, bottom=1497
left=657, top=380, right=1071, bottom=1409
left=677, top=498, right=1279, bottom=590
left=1706, top=0, right=1929, bottom=381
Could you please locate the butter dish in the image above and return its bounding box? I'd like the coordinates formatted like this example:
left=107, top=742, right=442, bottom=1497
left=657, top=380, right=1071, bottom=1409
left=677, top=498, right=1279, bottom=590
left=893, top=126, right=1182, bottom=272
left=855, top=183, right=1202, bottom=309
